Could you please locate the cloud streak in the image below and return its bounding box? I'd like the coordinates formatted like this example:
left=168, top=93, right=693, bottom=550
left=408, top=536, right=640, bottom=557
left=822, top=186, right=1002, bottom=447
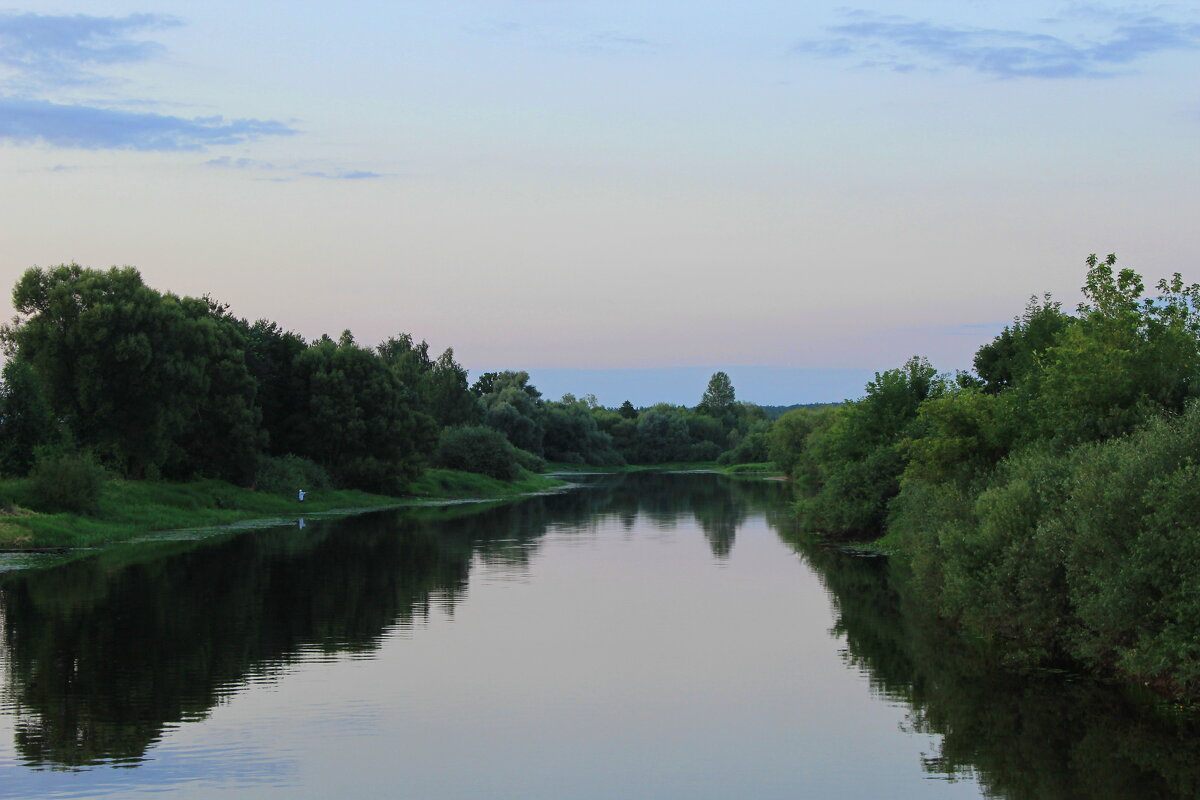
left=205, top=156, right=279, bottom=170
left=797, top=11, right=1200, bottom=78
left=205, top=157, right=386, bottom=181
left=0, top=98, right=295, bottom=151
left=0, top=12, right=180, bottom=88
left=0, top=13, right=297, bottom=153
left=302, top=170, right=384, bottom=180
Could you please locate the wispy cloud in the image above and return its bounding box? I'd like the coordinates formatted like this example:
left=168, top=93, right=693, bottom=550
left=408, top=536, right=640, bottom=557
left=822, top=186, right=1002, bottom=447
left=302, top=170, right=384, bottom=180
left=0, top=12, right=180, bottom=89
left=0, top=11, right=388, bottom=176
left=797, top=10, right=1200, bottom=78
left=0, top=97, right=295, bottom=150
left=206, top=157, right=386, bottom=181
left=205, top=156, right=280, bottom=170
left=0, top=13, right=297, bottom=153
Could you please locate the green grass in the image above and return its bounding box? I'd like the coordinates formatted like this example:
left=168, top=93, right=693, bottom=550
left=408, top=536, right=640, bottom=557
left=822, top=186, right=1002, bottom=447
left=545, top=461, right=722, bottom=473
left=0, top=468, right=567, bottom=549
left=721, top=461, right=782, bottom=475
left=403, top=468, right=563, bottom=499
left=545, top=460, right=783, bottom=476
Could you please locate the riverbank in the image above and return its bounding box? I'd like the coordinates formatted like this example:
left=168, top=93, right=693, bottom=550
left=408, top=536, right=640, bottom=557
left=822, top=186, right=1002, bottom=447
left=545, top=460, right=781, bottom=475
left=0, top=468, right=565, bottom=550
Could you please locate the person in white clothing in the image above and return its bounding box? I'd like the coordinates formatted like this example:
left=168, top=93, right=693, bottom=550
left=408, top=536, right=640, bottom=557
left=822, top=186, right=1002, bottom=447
left=298, top=489, right=306, bottom=502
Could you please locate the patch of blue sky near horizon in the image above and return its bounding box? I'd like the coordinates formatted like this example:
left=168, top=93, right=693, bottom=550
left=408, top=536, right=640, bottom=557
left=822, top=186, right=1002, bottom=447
left=478, top=319, right=1009, bottom=406
left=516, top=366, right=880, bottom=407
left=0, top=2, right=1196, bottom=375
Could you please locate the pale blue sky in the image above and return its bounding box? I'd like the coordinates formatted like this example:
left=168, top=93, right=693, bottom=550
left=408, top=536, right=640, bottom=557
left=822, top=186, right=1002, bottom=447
left=1, top=2, right=1197, bottom=403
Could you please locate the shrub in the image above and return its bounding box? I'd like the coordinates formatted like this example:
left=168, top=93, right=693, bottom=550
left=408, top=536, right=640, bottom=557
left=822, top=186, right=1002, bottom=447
left=717, top=430, right=769, bottom=465
left=27, top=450, right=106, bottom=515
left=687, top=441, right=723, bottom=462
left=513, top=447, right=547, bottom=473
left=254, top=454, right=333, bottom=496
left=434, top=425, right=523, bottom=481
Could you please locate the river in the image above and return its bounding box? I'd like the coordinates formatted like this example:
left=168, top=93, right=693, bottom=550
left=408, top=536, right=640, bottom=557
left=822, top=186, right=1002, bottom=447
left=0, top=472, right=1196, bottom=798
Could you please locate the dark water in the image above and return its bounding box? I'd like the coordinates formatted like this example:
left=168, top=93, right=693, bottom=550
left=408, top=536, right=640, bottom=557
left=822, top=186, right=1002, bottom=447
left=0, top=473, right=1196, bottom=799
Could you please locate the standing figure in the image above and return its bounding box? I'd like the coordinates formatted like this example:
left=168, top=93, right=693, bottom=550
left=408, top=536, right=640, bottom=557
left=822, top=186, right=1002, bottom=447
left=298, top=489, right=306, bottom=502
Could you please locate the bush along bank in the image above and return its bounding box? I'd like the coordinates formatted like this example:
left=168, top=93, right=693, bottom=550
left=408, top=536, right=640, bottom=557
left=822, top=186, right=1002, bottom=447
left=769, top=254, right=1200, bottom=702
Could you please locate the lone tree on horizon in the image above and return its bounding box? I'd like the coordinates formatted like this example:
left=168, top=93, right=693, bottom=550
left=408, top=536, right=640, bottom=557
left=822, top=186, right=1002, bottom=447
left=697, top=371, right=736, bottom=418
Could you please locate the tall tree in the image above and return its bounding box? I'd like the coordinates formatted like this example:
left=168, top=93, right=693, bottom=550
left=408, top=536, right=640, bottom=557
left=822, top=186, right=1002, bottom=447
left=3, top=265, right=261, bottom=480
left=476, top=371, right=545, bottom=454
left=289, top=334, right=436, bottom=492
left=697, top=371, right=736, bottom=420
left=0, top=355, right=63, bottom=475
left=241, top=319, right=309, bottom=457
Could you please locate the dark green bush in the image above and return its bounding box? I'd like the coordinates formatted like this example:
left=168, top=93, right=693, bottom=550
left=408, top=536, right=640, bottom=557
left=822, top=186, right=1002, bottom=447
left=27, top=450, right=107, bottom=514
left=717, top=430, right=769, bottom=465
left=512, top=446, right=546, bottom=474
left=254, top=454, right=333, bottom=495
left=687, top=441, right=723, bottom=462
left=434, top=425, right=524, bottom=481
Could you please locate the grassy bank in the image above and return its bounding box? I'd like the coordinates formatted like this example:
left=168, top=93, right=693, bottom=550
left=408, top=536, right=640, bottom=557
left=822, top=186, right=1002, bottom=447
left=0, top=468, right=565, bottom=550
left=545, top=460, right=782, bottom=475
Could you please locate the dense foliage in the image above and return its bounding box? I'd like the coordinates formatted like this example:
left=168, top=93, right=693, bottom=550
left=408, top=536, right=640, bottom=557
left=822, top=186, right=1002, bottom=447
left=433, top=425, right=537, bottom=481
left=26, top=450, right=107, bottom=515
left=771, top=254, right=1200, bottom=699
left=0, top=264, right=779, bottom=502
left=0, top=265, right=457, bottom=493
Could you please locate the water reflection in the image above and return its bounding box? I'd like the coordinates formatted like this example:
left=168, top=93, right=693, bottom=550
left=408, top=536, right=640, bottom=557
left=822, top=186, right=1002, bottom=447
left=0, top=473, right=775, bottom=770
left=1, top=472, right=1196, bottom=800
left=778, top=528, right=1200, bottom=800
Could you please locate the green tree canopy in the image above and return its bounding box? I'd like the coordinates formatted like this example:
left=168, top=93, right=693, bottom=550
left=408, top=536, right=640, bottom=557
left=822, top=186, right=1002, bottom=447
left=476, top=371, right=545, bottom=454
left=287, top=334, right=437, bottom=492
left=697, top=371, right=736, bottom=419
left=3, top=265, right=261, bottom=480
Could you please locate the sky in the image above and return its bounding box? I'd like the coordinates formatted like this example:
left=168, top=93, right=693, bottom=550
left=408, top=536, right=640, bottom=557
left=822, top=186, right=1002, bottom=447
left=1, top=1, right=1197, bottom=405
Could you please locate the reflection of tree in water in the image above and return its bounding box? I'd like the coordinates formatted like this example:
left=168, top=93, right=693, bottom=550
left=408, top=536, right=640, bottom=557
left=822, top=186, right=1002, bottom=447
left=0, top=472, right=787, bottom=769
left=775, top=523, right=1200, bottom=800
left=548, top=472, right=782, bottom=559
left=10, top=471, right=1197, bottom=793
left=0, top=509, right=509, bottom=768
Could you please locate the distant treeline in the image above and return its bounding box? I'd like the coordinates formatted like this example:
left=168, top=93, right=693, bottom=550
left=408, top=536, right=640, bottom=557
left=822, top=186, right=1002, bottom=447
left=768, top=254, right=1200, bottom=700
left=0, top=264, right=775, bottom=500
left=759, top=402, right=837, bottom=420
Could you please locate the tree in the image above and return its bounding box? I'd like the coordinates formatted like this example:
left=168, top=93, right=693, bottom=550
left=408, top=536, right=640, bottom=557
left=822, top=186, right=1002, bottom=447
left=288, top=334, right=436, bottom=492
left=470, top=372, right=500, bottom=397
left=241, top=319, right=308, bottom=456
left=798, top=356, right=946, bottom=537
left=0, top=355, right=64, bottom=475
left=3, top=265, right=262, bottom=480
left=168, top=295, right=264, bottom=483
left=1030, top=254, right=1200, bottom=446
left=542, top=395, right=622, bottom=465
left=634, top=406, right=691, bottom=463
left=477, top=371, right=545, bottom=454
left=424, top=348, right=479, bottom=428
left=973, top=294, right=1073, bottom=394
left=697, top=371, right=736, bottom=419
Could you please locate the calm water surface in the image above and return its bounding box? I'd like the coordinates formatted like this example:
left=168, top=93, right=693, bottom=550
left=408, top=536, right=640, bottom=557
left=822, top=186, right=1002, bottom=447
left=0, top=473, right=1196, bottom=799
